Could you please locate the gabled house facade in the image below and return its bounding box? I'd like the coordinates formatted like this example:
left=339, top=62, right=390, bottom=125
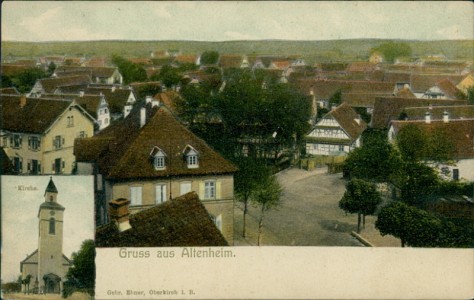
left=74, top=104, right=237, bottom=244
left=1, top=95, right=95, bottom=175
left=84, top=86, right=137, bottom=120
left=305, top=103, right=367, bottom=156
left=53, top=66, right=123, bottom=84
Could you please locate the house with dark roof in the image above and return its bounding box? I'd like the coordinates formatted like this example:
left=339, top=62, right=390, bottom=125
left=305, top=103, right=367, bottom=156
left=422, top=79, right=464, bottom=100
left=0, top=87, right=20, bottom=95
left=74, top=103, right=237, bottom=244
left=218, top=55, right=249, bottom=69
left=28, top=75, right=92, bottom=98
left=95, top=192, right=228, bottom=247
left=83, top=86, right=137, bottom=120
left=410, top=74, right=465, bottom=98
left=388, top=117, right=474, bottom=181
left=370, top=97, right=468, bottom=129
left=53, top=66, right=123, bottom=84
left=0, top=95, right=95, bottom=175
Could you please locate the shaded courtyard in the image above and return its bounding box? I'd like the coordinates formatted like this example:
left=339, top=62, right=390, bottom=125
left=234, top=167, right=400, bottom=247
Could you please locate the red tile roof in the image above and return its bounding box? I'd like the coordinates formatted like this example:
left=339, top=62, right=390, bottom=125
left=371, top=97, right=468, bottom=128
left=75, top=104, right=237, bottom=180
left=37, top=75, right=92, bottom=93
left=435, top=79, right=463, bottom=99
left=327, top=103, right=367, bottom=140
left=390, top=119, right=474, bottom=159
left=1, top=95, right=72, bottom=133
left=95, top=192, right=228, bottom=247
left=401, top=105, right=474, bottom=121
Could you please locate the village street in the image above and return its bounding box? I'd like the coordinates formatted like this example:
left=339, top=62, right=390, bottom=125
left=234, top=167, right=400, bottom=247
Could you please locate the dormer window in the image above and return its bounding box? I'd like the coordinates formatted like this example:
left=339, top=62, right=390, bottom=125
left=183, top=145, right=199, bottom=169
left=150, top=146, right=166, bottom=170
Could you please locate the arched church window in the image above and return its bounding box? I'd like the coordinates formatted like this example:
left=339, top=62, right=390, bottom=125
left=49, top=218, right=55, bottom=234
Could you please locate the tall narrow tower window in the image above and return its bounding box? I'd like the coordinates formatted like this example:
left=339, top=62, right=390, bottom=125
left=49, top=218, right=55, bottom=234
left=50, top=196, right=53, bottom=202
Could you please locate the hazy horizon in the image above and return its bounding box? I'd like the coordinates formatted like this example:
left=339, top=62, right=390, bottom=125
left=2, top=1, right=473, bottom=42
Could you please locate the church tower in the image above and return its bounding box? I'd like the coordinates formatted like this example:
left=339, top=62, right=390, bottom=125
left=37, top=177, right=66, bottom=294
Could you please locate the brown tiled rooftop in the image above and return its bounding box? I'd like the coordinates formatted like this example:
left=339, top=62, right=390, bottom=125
left=95, top=192, right=228, bottom=247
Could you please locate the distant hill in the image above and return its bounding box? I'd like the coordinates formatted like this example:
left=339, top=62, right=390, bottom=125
left=2, top=39, right=473, bottom=63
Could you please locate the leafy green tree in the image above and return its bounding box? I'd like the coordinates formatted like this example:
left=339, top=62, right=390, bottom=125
left=62, top=239, right=95, bottom=298
left=371, top=42, right=412, bottom=63
left=10, top=68, right=49, bottom=93
left=376, top=201, right=442, bottom=247
left=344, top=129, right=403, bottom=183
left=396, top=123, right=428, bottom=162
left=328, top=90, right=342, bottom=107
left=134, top=83, right=162, bottom=102
left=111, top=55, right=147, bottom=84
left=234, top=157, right=272, bottom=238
left=1, top=278, right=21, bottom=293
left=401, top=162, right=439, bottom=206
left=252, top=175, right=283, bottom=246
left=47, top=62, right=56, bottom=76
left=397, top=123, right=455, bottom=164
left=200, top=51, right=219, bottom=65
left=339, top=179, right=382, bottom=233
left=0, top=74, right=13, bottom=88
left=159, top=65, right=182, bottom=89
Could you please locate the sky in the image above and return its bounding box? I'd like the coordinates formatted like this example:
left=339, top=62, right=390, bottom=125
left=1, top=175, right=95, bottom=282
left=2, top=1, right=473, bottom=42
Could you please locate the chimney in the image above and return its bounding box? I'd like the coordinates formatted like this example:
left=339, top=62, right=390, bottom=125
left=425, top=111, right=431, bottom=124
left=111, top=86, right=116, bottom=92
left=145, top=96, right=153, bottom=104
left=443, top=111, right=449, bottom=123
left=151, top=98, right=160, bottom=108
left=19, top=95, right=27, bottom=108
left=140, top=107, right=146, bottom=128
left=109, top=198, right=132, bottom=232
left=79, top=90, right=85, bottom=97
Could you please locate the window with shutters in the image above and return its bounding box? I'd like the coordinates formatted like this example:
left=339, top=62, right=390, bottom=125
left=27, top=159, right=40, bottom=175
left=130, top=186, right=142, bottom=206
left=155, top=184, right=167, bottom=204
left=13, top=157, right=23, bottom=173
left=180, top=182, right=192, bottom=196
left=53, top=135, right=64, bottom=150
left=11, top=134, right=22, bottom=149
left=28, top=136, right=41, bottom=151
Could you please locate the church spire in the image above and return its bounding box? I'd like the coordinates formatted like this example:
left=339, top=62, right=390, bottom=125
left=44, top=177, right=58, bottom=195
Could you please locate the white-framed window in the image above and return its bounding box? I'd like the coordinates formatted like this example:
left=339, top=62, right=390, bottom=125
left=53, top=135, right=64, bottom=150
left=11, top=134, right=22, bottom=149
left=180, top=182, right=192, bottom=196
left=78, top=131, right=87, bottom=138
left=150, top=146, right=166, bottom=170
left=210, top=214, right=222, bottom=231
left=187, top=154, right=198, bottom=168
left=2, top=136, right=8, bottom=147
left=155, top=184, right=167, bottom=204
left=339, top=145, right=344, bottom=152
left=184, top=145, right=199, bottom=169
left=52, top=158, right=64, bottom=174
left=130, top=186, right=142, bottom=206
left=28, top=136, right=41, bottom=151
left=204, top=181, right=216, bottom=199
